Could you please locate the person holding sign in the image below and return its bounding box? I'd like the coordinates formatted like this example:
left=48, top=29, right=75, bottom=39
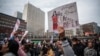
left=57, top=26, right=75, bottom=56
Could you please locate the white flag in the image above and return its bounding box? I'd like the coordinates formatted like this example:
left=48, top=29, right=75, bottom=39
left=20, top=31, right=28, bottom=43
left=50, top=35, right=53, bottom=43
left=13, top=19, right=20, bottom=32
left=10, top=19, right=20, bottom=39
left=38, top=42, right=41, bottom=47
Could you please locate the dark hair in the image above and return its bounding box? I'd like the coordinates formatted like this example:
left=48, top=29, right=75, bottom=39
left=8, top=40, right=19, bottom=56
left=72, top=37, right=78, bottom=42
left=52, top=11, right=57, bottom=17
left=24, top=44, right=31, bottom=52
left=0, top=44, right=3, bottom=56
left=0, top=45, right=2, bottom=50
left=60, top=36, right=72, bottom=46
left=21, top=39, right=27, bottom=45
left=47, top=44, right=53, bottom=51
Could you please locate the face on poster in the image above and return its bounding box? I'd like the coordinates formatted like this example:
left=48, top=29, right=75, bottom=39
left=48, top=2, right=79, bottom=32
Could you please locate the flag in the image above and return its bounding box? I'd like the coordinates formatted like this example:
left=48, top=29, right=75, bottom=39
left=20, top=31, right=28, bottom=43
left=10, top=19, right=20, bottom=39
left=38, top=42, right=41, bottom=47
left=13, top=19, right=20, bottom=32
left=50, top=35, right=53, bottom=43
left=43, top=40, right=46, bottom=43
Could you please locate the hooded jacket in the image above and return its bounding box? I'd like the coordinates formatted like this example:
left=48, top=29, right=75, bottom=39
left=84, top=47, right=97, bottom=56
left=62, top=39, right=75, bottom=56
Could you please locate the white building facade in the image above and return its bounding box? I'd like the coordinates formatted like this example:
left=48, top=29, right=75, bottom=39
left=23, top=3, right=45, bottom=36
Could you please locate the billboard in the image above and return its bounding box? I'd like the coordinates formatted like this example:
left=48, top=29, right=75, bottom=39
left=48, top=2, right=79, bottom=33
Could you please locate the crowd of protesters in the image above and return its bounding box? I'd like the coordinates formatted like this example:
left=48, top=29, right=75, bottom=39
left=0, top=35, right=100, bottom=56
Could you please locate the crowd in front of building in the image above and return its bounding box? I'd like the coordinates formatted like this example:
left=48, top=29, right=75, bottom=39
left=0, top=33, right=100, bottom=56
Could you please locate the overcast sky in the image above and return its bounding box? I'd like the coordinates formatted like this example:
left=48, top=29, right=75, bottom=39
left=0, top=0, right=100, bottom=31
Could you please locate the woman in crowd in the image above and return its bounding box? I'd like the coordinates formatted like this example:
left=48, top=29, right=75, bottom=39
left=1, top=40, right=19, bottom=56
